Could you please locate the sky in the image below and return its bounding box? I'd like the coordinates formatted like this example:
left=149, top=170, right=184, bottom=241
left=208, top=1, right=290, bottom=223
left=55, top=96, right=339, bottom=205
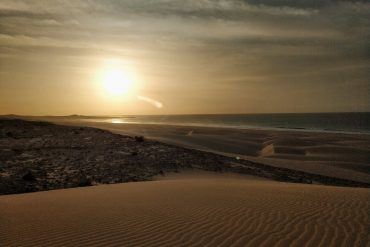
left=0, top=0, right=369, bottom=115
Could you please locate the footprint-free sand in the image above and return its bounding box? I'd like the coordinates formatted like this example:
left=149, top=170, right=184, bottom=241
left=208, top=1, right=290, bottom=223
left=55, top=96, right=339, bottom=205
left=1, top=171, right=369, bottom=246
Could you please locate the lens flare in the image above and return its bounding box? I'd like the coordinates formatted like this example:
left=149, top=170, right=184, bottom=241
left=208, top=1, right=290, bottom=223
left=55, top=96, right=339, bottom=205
left=137, top=95, right=163, bottom=108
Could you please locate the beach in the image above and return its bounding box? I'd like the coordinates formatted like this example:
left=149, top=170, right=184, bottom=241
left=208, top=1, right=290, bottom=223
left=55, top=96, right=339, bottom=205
left=56, top=119, right=370, bottom=184
left=2, top=0, right=369, bottom=245
left=1, top=118, right=369, bottom=246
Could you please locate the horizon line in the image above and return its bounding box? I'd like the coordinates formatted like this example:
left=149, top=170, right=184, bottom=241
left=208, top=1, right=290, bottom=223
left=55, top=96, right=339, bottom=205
left=1, top=111, right=370, bottom=118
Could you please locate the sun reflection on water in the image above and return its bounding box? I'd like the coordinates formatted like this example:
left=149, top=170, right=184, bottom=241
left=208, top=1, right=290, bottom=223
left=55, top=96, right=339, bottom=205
left=111, top=119, right=124, bottom=124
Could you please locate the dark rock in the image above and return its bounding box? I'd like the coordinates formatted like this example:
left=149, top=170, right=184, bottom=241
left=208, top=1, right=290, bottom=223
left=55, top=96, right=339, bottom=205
left=22, top=171, right=36, bottom=182
left=6, top=131, right=14, bottom=138
left=134, top=136, right=145, bottom=142
left=78, top=176, right=92, bottom=187
left=12, top=148, right=22, bottom=154
left=131, top=151, right=138, bottom=156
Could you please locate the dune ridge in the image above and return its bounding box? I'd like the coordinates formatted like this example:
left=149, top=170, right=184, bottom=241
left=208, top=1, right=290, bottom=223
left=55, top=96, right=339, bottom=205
left=0, top=172, right=369, bottom=247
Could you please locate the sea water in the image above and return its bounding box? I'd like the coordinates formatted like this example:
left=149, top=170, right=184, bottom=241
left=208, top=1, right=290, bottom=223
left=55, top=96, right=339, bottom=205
left=81, top=112, right=370, bottom=134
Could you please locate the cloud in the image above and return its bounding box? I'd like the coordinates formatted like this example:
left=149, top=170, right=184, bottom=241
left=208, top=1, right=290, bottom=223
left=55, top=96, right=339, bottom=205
left=0, top=0, right=369, bottom=113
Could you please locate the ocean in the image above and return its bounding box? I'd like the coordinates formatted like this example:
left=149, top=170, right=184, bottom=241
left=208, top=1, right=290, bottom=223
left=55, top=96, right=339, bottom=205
left=80, top=112, right=370, bottom=134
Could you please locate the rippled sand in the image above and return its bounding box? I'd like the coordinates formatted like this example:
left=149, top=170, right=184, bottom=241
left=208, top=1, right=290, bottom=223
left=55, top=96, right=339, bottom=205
left=1, top=171, right=368, bottom=246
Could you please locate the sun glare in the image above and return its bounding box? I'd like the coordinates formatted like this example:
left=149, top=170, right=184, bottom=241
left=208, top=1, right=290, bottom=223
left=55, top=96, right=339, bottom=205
left=99, top=59, right=136, bottom=99
left=102, top=68, right=131, bottom=96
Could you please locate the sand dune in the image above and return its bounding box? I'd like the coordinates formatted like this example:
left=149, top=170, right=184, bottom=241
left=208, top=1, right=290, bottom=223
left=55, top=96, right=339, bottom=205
left=1, top=171, right=369, bottom=246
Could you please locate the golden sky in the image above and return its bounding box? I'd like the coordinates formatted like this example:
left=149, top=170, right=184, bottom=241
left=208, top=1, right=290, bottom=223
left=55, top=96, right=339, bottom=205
left=0, top=0, right=369, bottom=115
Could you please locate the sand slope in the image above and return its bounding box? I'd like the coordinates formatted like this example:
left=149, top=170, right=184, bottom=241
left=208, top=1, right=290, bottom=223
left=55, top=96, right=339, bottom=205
left=1, top=171, right=369, bottom=247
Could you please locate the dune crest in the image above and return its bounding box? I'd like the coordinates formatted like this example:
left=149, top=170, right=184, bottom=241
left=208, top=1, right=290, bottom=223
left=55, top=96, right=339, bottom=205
left=1, top=172, right=369, bottom=246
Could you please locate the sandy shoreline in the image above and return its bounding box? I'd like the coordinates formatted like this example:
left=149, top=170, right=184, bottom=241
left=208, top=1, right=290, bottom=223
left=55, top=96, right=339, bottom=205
left=1, top=118, right=369, bottom=195
left=54, top=120, right=370, bottom=184
left=1, top=171, right=369, bottom=246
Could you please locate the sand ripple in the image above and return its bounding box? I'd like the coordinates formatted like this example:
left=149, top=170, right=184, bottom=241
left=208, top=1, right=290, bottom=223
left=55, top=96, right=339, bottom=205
left=0, top=174, right=369, bottom=246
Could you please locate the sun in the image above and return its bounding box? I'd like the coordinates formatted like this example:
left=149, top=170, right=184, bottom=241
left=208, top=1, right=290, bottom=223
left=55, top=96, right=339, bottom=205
left=102, top=68, right=132, bottom=96
left=99, top=59, right=136, bottom=98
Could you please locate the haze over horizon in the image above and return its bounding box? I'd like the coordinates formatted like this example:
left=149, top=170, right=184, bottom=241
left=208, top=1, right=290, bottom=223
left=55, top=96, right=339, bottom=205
left=1, top=0, right=369, bottom=115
